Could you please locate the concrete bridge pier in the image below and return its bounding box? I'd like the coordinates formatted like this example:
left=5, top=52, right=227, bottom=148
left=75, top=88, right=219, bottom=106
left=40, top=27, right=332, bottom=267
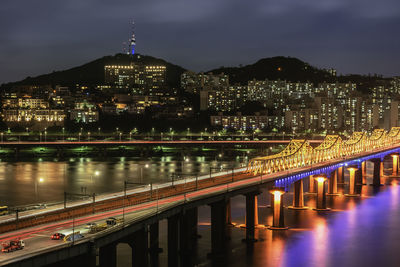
left=149, top=222, right=161, bottom=267
left=226, top=198, right=232, bottom=225
left=209, top=199, right=228, bottom=256
left=345, top=166, right=360, bottom=197
left=180, top=208, right=198, bottom=266
left=99, top=242, right=117, bottom=267
left=243, top=191, right=261, bottom=242
left=268, top=188, right=287, bottom=230
left=307, top=175, right=316, bottom=194
left=355, top=167, right=363, bottom=186
left=371, top=159, right=383, bottom=186
left=391, top=153, right=399, bottom=176
left=327, top=170, right=339, bottom=196
left=149, top=222, right=161, bottom=253
left=128, top=228, right=149, bottom=267
left=168, top=214, right=180, bottom=267
left=361, top=161, right=367, bottom=185
left=337, top=166, right=345, bottom=184
left=288, top=179, right=308, bottom=209
left=314, top=176, right=329, bottom=210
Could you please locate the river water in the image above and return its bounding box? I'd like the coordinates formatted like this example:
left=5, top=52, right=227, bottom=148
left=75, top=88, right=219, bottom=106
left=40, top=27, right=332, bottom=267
left=0, top=154, right=250, bottom=207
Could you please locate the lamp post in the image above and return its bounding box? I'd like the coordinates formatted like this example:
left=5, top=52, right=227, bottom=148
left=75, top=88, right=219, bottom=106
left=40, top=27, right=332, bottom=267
left=1, top=132, right=3, bottom=143
left=119, top=132, right=122, bottom=142
left=44, top=131, right=47, bottom=142
left=40, top=132, right=42, bottom=142
left=62, top=127, right=65, bottom=141
left=88, top=132, right=91, bottom=142
left=78, top=132, right=81, bottom=142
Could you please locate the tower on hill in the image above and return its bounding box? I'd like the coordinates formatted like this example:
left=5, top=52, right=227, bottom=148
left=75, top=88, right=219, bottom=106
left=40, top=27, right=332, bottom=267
left=129, top=20, right=136, bottom=55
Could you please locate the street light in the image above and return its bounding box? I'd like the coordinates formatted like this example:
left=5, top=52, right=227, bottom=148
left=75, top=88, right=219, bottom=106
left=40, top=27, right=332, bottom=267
left=78, top=132, right=81, bottom=142
left=62, top=127, right=65, bottom=141
left=119, top=132, right=122, bottom=142
left=44, top=131, right=47, bottom=142
left=88, top=132, right=91, bottom=141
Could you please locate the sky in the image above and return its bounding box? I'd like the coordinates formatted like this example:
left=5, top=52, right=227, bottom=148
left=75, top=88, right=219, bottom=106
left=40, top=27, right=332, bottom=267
left=1, top=0, right=400, bottom=84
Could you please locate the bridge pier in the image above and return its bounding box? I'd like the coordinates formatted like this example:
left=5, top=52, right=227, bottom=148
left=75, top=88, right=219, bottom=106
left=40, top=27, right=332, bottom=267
left=226, top=198, right=232, bottom=225
left=307, top=175, right=316, bottom=194
left=243, top=192, right=261, bottom=242
left=180, top=208, right=198, bottom=266
left=168, top=214, right=180, bottom=267
left=132, top=228, right=149, bottom=267
left=314, top=176, right=329, bottom=210
left=149, top=222, right=161, bottom=253
left=99, top=242, right=117, bottom=267
left=268, top=188, right=287, bottom=230
left=327, top=170, right=339, bottom=196
left=149, top=222, right=161, bottom=267
left=355, top=167, right=363, bottom=185
left=345, top=166, right=360, bottom=196
left=391, top=154, right=399, bottom=176
left=209, top=199, right=228, bottom=255
left=288, top=179, right=308, bottom=209
left=361, top=161, right=367, bottom=185
left=337, top=166, right=345, bottom=184
left=371, top=159, right=383, bottom=186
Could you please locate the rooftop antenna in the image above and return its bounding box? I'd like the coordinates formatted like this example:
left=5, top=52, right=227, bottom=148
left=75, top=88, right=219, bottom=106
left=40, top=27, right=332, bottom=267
left=129, top=20, right=136, bottom=55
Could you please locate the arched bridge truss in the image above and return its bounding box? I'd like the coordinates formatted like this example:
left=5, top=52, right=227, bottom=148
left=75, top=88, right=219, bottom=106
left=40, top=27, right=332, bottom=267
left=247, top=127, right=400, bottom=175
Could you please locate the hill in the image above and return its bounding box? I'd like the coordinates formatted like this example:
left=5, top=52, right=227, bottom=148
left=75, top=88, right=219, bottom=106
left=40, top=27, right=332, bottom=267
left=1, top=53, right=186, bottom=89
left=207, top=56, right=336, bottom=84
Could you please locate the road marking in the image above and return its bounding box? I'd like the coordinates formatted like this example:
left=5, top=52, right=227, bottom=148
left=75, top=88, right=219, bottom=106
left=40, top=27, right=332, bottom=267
left=31, top=234, right=50, bottom=237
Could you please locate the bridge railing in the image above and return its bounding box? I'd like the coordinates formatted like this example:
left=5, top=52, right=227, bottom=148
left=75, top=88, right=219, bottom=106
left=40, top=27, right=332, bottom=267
left=247, top=127, right=400, bottom=175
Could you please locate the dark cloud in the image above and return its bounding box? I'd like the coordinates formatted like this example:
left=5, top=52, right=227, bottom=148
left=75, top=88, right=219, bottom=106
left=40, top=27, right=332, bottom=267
left=1, top=0, right=400, bottom=84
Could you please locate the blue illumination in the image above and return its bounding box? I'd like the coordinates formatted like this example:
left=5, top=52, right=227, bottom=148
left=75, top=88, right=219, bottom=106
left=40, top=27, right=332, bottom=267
left=274, top=146, right=400, bottom=191
left=131, top=46, right=135, bottom=55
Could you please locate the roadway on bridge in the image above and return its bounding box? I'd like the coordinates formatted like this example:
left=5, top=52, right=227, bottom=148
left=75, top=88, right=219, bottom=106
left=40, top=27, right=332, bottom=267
left=0, top=172, right=266, bottom=265
left=0, top=139, right=323, bottom=146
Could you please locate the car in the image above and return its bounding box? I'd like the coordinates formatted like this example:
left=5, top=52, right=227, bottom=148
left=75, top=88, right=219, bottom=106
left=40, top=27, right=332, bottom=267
left=106, top=217, right=117, bottom=226
left=85, top=222, right=97, bottom=229
left=1, top=239, right=24, bottom=252
left=64, top=232, right=84, bottom=242
left=51, top=233, right=65, bottom=240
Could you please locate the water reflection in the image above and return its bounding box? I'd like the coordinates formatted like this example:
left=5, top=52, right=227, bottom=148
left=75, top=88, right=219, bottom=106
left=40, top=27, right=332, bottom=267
left=0, top=156, right=246, bottom=206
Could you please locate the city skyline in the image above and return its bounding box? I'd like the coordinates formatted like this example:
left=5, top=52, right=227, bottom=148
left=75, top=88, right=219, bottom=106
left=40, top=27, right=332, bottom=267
left=1, top=0, right=400, bottom=84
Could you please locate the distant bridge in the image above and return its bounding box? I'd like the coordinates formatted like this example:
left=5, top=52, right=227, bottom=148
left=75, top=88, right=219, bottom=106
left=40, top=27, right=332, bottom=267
left=1, top=128, right=400, bottom=266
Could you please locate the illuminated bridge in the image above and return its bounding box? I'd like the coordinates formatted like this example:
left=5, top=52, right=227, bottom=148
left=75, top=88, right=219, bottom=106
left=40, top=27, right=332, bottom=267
left=1, top=128, right=400, bottom=267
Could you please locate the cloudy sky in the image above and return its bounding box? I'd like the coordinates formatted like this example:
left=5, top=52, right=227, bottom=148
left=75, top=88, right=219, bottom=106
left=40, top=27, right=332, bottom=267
left=1, top=0, right=400, bottom=84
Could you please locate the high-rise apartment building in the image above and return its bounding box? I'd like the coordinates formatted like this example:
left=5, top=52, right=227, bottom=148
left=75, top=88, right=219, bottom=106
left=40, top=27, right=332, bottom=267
left=104, top=63, right=166, bottom=95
